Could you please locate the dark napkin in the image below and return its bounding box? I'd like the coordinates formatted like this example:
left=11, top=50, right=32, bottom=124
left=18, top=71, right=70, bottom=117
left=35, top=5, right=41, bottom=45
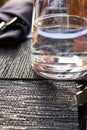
left=0, top=0, right=33, bottom=44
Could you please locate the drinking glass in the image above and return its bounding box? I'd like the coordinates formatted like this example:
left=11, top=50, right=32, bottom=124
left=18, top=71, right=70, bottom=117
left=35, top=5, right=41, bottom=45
left=31, top=0, right=87, bottom=79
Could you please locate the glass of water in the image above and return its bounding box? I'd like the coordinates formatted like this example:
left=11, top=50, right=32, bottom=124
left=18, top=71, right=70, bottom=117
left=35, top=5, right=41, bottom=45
left=32, top=0, right=87, bottom=80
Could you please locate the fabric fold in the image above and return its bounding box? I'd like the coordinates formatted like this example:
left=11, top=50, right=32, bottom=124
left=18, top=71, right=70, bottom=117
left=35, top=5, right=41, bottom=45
left=0, top=0, right=33, bottom=44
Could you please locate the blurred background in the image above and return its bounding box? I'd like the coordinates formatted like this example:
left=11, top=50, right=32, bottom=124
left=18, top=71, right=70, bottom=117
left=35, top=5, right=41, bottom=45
left=0, top=0, right=8, bottom=7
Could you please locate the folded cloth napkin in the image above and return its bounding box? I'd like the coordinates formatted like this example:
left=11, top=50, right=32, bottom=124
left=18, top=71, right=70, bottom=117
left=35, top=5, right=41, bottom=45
left=0, top=0, right=33, bottom=44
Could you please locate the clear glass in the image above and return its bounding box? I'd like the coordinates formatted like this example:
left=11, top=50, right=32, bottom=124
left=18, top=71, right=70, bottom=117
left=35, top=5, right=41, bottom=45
left=32, top=0, right=87, bottom=80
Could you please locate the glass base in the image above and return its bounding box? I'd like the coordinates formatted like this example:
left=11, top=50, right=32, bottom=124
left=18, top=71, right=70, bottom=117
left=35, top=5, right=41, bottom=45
left=34, top=70, right=83, bottom=80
